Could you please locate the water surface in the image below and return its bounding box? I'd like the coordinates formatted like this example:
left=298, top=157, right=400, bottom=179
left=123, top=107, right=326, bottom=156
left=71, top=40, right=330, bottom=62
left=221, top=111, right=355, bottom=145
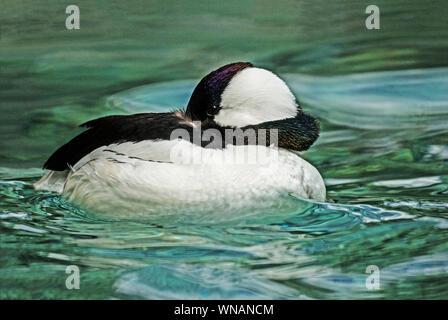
left=1, top=0, right=448, bottom=299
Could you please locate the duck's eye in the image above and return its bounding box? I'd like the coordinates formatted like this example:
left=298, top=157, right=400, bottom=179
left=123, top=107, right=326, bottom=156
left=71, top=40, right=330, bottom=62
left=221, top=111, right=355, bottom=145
left=207, top=105, right=221, bottom=117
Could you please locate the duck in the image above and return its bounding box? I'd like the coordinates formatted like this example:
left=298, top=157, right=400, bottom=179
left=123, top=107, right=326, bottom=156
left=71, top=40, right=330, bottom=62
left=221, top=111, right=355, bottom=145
left=33, top=62, right=326, bottom=216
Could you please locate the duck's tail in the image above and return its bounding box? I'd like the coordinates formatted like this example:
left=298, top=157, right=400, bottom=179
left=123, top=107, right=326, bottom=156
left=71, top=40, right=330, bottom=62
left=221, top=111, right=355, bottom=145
left=33, top=170, right=69, bottom=193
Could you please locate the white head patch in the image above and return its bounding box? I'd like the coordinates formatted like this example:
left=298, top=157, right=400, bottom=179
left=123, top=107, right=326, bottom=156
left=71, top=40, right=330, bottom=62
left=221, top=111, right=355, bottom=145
left=214, top=67, right=298, bottom=127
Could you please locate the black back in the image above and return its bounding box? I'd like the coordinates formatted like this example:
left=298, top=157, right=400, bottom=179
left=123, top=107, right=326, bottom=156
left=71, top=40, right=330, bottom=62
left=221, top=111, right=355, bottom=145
left=43, top=111, right=319, bottom=171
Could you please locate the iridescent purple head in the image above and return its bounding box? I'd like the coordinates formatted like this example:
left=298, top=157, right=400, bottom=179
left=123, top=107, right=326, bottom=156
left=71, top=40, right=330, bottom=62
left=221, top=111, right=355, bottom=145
left=186, top=62, right=253, bottom=122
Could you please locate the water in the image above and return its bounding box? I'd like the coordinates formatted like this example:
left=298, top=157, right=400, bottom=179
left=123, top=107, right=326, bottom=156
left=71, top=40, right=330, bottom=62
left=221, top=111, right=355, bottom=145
left=1, top=0, right=448, bottom=299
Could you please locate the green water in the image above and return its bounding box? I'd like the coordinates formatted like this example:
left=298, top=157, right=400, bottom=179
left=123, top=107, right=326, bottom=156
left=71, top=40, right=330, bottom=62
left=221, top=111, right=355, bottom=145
left=1, top=0, right=448, bottom=299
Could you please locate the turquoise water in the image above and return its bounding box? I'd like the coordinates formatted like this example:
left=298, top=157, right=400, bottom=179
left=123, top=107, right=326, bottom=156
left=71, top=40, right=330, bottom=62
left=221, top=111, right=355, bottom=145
left=1, top=0, right=448, bottom=299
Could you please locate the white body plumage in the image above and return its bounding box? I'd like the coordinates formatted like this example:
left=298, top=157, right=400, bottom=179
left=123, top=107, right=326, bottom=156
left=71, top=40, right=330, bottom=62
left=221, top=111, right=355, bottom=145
left=35, top=140, right=325, bottom=216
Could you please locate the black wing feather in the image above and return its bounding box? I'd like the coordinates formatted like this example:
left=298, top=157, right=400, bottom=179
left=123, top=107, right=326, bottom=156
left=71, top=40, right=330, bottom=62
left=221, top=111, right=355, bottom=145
left=43, top=113, right=189, bottom=171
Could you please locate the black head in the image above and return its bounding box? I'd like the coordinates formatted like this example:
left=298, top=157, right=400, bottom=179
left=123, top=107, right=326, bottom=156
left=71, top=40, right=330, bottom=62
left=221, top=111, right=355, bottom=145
left=185, top=62, right=253, bottom=121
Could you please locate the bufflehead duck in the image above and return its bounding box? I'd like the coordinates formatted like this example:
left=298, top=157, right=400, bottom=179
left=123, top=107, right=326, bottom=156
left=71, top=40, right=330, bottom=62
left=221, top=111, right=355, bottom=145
left=34, top=62, right=325, bottom=215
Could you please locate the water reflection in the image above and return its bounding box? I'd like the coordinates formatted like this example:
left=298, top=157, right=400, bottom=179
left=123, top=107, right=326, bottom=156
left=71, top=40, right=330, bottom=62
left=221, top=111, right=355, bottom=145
left=0, top=0, right=448, bottom=299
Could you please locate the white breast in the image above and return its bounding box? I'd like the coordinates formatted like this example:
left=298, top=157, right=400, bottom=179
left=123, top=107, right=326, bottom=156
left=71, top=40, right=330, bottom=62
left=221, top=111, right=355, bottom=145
left=35, top=139, right=325, bottom=217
